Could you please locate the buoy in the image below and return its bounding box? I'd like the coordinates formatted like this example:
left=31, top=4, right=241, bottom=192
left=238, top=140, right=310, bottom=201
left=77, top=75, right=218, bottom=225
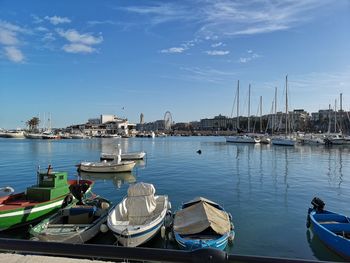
left=196, top=150, right=202, bottom=154
left=100, top=224, right=109, bottom=233
left=161, top=226, right=166, bottom=239
left=100, top=202, right=110, bottom=210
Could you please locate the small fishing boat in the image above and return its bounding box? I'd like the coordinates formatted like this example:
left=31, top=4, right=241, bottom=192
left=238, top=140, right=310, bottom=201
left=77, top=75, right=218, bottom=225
left=30, top=185, right=111, bottom=243
left=100, top=151, right=146, bottom=161
left=78, top=159, right=135, bottom=173
left=78, top=146, right=136, bottom=173
left=0, top=166, right=93, bottom=231
left=107, top=182, right=171, bottom=247
left=307, top=197, right=350, bottom=259
left=173, top=197, right=234, bottom=251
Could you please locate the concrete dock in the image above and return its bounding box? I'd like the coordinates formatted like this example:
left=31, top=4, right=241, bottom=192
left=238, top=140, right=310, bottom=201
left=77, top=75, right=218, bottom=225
left=0, top=253, right=115, bottom=263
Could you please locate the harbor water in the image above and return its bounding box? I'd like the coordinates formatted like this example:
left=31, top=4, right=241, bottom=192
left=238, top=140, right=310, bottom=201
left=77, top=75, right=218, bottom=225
left=0, top=137, right=349, bottom=261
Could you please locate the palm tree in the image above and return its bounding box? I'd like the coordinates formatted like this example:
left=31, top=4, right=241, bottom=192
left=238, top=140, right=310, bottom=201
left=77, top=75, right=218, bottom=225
left=26, top=117, right=40, bottom=131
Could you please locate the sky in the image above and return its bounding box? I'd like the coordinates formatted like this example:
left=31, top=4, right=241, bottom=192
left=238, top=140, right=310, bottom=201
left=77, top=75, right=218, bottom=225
left=0, top=0, right=350, bottom=129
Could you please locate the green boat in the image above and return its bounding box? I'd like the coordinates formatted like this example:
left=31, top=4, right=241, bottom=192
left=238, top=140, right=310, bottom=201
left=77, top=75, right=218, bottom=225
left=0, top=166, right=93, bottom=231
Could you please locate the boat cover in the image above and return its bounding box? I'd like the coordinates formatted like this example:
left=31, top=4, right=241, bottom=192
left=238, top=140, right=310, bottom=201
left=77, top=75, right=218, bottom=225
left=174, top=201, right=231, bottom=235
left=125, top=183, right=156, bottom=225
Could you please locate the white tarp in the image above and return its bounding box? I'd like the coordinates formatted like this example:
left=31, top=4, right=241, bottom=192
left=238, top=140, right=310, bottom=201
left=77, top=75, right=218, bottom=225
left=125, top=182, right=156, bottom=225
left=174, top=201, right=231, bottom=235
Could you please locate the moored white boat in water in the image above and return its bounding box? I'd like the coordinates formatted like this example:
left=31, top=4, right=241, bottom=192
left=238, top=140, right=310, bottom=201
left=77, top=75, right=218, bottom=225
left=271, top=136, right=295, bottom=146
left=78, top=160, right=135, bottom=173
left=100, top=151, right=146, bottom=161
left=226, top=134, right=259, bottom=143
left=107, top=182, right=171, bottom=247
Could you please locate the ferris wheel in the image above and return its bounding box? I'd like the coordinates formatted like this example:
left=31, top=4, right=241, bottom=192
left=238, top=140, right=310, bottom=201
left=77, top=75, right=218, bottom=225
left=164, top=111, right=173, bottom=130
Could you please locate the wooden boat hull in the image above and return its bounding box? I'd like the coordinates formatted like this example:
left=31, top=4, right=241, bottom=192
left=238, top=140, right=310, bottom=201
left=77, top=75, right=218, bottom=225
left=174, top=230, right=234, bottom=250
left=0, top=180, right=93, bottom=231
left=79, top=161, right=135, bottom=173
left=307, top=203, right=350, bottom=259
left=30, top=197, right=110, bottom=243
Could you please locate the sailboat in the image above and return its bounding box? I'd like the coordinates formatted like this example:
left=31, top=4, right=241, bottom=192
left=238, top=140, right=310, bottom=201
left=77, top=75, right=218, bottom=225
left=226, top=81, right=259, bottom=144
left=271, top=75, right=295, bottom=146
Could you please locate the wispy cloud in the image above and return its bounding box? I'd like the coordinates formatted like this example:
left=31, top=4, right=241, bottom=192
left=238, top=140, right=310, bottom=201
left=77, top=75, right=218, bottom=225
left=56, top=29, right=103, bottom=54
left=57, top=29, right=103, bottom=45
left=160, top=47, right=185, bottom=54
left=45, top=15, right=71, bottom=25
left=62, top=43, right=95, bottom=54
left=239, top=50, right=260, bottom=63
left=211, top=42, right=223, bottom=48
left=206, top=50, right=230, bottom=56
left=87, top=20, right=117, bottom=26
left=118, top=3, right=192, bottom=25
left=4, top=46, right=24, bottom=63
left=121, top=1, right=328, bottom=38
left=180, top=66, right=236, bottom=83
left=0, top=20, right=27, bottom=63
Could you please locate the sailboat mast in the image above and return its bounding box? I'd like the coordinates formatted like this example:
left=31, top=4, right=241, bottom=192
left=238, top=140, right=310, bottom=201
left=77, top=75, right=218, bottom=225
left=328, top=104, right=331, bottom=134
left=285, top=75, right=288, bottom=136
left=340, top=93, right=343, bottom=133
left=248, top=84, right=251, bottom=132
left=334, top=99, right=337, bottom=133
left=274, top=87, right=277, bottom=134
left=237, top=80, right=240, bottom=130
left=260, top=96, right=263, bottom=133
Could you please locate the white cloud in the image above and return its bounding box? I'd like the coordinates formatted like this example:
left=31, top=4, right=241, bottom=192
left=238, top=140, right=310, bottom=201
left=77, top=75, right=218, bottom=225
left=0, top=28, right=18, bottom=45
left=122, top=1, right=329, bottom=38
left=180, top=66, right=236, bottom=83
left=45, top=16, right=71, bottom=25
left=62, top=43, right=95, bottom=53
left=36, top=26, right=48, bottom=32
left=206, top=50, right=230, bottom=56
left=42, top=32, right=56, bottom=42
left=211, top=42, right=223, bottom=48
left=160, top=47, right=185, bottom=54
left=4, top=46, right=24, bottom=63
left=57, top=29, right=103, bottom=45
left=239, top=50, right=260, bottom=63
left=31, top=14, right=44, bottom=24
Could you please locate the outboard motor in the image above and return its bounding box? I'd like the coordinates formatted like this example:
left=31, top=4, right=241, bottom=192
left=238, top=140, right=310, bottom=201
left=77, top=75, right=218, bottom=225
left=311, top=197, right=325, bottom=212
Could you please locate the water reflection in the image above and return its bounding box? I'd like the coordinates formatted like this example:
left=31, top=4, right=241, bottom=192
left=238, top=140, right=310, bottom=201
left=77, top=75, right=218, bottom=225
left=79, top=171, right=136, bottom=190
left=306, top=229, right=343, bottom=262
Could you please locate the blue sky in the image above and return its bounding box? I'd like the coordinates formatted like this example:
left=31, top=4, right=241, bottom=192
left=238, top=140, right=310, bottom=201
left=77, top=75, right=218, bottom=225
left=0, top=0, right=349, bottom=129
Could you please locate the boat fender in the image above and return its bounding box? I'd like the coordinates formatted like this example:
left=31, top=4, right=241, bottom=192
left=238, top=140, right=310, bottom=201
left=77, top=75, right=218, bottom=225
left=161, top=226, right=166, bottom=239
left=306, top=207, right=312, bottom=228
left=100, top=202, right=110, bottom=210
left=100, top=224, right=109, bottom=233
left=311, top=197, right=325, bottom=212
left=168, top=231, right=174, bottom=242
left=228, top=231, right=235, bottom=244
left=61, top=194, right=74, bottom=208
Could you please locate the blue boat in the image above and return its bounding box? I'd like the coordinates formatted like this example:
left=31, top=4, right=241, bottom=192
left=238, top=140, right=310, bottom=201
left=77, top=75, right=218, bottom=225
left=307, top=197, right=350, bottom=259
left=173, top=197, right=234, bottom=250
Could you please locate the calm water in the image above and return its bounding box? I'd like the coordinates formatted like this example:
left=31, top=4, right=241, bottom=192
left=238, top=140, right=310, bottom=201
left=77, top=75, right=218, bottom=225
left=0, top=137, right=350, bottom=261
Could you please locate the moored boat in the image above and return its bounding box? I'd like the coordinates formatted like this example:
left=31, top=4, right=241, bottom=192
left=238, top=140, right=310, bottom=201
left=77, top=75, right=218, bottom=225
left=226, top=134, right=259, bottom=143
left=0, top=166, right=93, bottom=231
left=100, top=151, right=146, bottom=161
left=173, top=197, right=234, bottom=251
left=307, top=197, right=350, bottom=259
left=107, top=182, right=171, bottom=247
left=78, top=160, right=135, bottom=173
left=30, top=190, right=111, bottom=243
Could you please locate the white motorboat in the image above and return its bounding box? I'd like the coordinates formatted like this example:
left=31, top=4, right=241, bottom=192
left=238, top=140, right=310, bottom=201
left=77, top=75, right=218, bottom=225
left=100, top=151, right=146, bottom=161
left=226, top=134, right=259, bottom=143
left=0, top=130, right=25, bottom=139
left=301, top=134, right=325, bottom=145
left=24, top=132, right=42, bottom=139
left=107, top=182, right=170, bottom=247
